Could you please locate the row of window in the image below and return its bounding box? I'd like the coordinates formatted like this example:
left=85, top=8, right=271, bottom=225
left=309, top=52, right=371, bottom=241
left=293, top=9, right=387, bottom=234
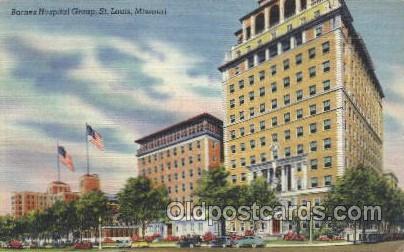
left=141, top=141, right=202, bottom=165
left=229, top=79, right=331, bottom=111
left=230, top=41, right=331, bottom=89
left=142, top=155, right=203, bottom=175
left=167, top=183, right=195, bottom=194
left=231, top=136, right=333, bottom=156
left=231, top=154, right=333, bottom=169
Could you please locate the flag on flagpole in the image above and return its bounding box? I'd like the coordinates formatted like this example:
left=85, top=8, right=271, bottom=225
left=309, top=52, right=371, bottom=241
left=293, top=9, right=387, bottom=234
left=58, top=146, right=75, bottom=171
left=86, top=124, right=104, bottom=151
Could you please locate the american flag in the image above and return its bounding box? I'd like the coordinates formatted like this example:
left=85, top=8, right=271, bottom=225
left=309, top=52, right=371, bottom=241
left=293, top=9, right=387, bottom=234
left=58, top=146, right=75, bottom=171
left=86, top=124, right=104, bottom=151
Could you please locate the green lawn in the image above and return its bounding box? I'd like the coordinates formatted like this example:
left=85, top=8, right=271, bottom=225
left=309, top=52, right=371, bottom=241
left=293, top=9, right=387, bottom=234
left=1, top=240, right=404, bottom=252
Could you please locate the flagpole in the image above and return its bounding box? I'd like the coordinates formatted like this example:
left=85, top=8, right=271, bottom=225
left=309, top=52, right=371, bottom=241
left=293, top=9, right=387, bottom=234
left=86, top=123, right=90, bottom=175
left=57, top=140, right=60, bottom=182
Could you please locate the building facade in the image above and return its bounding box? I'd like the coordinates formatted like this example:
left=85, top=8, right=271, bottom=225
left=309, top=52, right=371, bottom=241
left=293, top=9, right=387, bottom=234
left=219, top=0, right=383, bottom=234
left=11, top=181, right=79, bottom=218
left=79, top=174, right=101, bottom=194
left=135, top=113, right=223, bottom=237
left=135, top=113, right=223, bottom=203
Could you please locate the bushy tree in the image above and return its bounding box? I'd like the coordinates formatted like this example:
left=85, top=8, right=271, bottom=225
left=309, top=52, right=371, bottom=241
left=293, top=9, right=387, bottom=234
left=118, top=176, right=169, bottom=238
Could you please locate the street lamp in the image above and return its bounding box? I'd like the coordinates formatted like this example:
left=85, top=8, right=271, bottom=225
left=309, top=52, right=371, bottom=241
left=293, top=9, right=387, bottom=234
left=98, top=216, right=102, bottom=250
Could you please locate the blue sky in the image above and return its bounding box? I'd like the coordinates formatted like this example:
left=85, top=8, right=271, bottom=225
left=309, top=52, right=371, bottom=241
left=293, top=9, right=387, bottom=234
left=0, top=0, right=403, bottom=214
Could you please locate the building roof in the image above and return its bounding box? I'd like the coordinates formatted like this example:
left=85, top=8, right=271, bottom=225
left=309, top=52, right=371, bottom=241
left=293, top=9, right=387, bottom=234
left=135, top=113, right=223, bottom=145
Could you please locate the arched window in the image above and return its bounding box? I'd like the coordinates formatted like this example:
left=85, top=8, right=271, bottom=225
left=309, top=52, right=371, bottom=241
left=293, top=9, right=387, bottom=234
left=255, top=13, right=265, bottom=34
left=284, top=0, right=296, bottom=18
left=301, top=0, right=307, bottom=10
left=269, top=5, right=280, bottom=27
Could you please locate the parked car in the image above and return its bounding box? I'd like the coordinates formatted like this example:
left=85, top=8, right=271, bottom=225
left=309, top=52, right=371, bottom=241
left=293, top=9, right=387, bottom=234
left=117, top=240, right=131, bottom=248
left=74, top=241, right=93, bottom=249
left=233, top=236, right=265, bottom=248
left=177, top=236, right=202, bottom=248
left=210, top=236, right=235, bottom=248
left=131, top=240, right=149, bottom=248
left=8, top=240, right=23, bottom=249
left=0, top=241, right=8, bottom=248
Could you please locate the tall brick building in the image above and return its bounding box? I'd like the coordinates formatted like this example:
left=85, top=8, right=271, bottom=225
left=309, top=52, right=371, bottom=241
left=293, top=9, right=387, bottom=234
left=219, top=0, right=383, bottom=234
left=135, top=113, right=223, bottom=203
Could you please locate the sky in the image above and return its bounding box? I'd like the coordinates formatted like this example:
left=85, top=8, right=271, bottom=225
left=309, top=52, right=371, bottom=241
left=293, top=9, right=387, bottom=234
left=0, top=0, right=403, bottom=215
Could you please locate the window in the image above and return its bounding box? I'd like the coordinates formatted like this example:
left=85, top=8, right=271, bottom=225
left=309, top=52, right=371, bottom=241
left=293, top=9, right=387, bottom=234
left=232, top=175, right=237, bottom=184
left=241, top=173, right=247, bottom=182
left=272, top=133, right=278, bottom=142
left=240, top=158, right=246, bottom=167
left=260, top=120, right=266, bottom=130
left=310, top=123, right=317, bottom=133
left=250, top=124, right=255, bottom=134
left=259, top=70, right=265, bottom=81
left=250, top=140, right=256, bottom=149
left=248, top=56, right=254, bottom=68
left=309, top=66, right=316, bottom=77
left=324, top=156, right=332, bottom=168
left=231, top=145, right=236, bottom=154
left=323, top=61, right=331, bottom=72
left=310, top=141, right=317, bottom=152
left=311, top=177, right=319, bottom=188
left=296, top=90, right=303, bottom=101
left=230, top=99, right=235, bottom=109
left=296, top=72, right=303, bottom=82
left=249, top=107, right=255, bottom=117
left=296, top=109, right=303, bottom=119
left=249, top=75, right=254, bottom=85
left=297, top=144, right=304, bottom=154
left=273, top=149, right=279, bottom=159
left=260, top=137, right=266, bottom=146
left=239, top=80, right=244, bottom=89
left=309, top=48, right=316, bottom=59
left=323, top=100, right=331, bottom=111
left=324, top=138, right=332, bottom=150
left=322, top=41, right=330, bottom=54
left=284, top=94, right=291, bottom=105
left=257, top=87, right=265, bottom=98
left=323, top=80, right=331, bottom=91
left=271, top=82, right=277, bottom=92
left=272, top=117, right=278, bottom=127
left=239, top=95, right=245, bottom=105
left=261, top=153, right=267, bottom=162
left=310, top=104, right=317, bottom=115
left=283, top=59, right=290, bottom=70
left=309, top=85, right=316, bottom=96
left=271, top=65, right=277, bottom=76
left=297, top=179, right=302, bottom=190
left=240, top=127, right=245, bottom=136
left=230, top=115, right=235, bottom=123
left=250, top=156, right=256, bottom=165
left=285, top=130, right=291, bottom=140
left=249, top=91, right=255, bottom=101
left=296, top=53, right=303, bottom=65
left=239, top=111, right=245, bottom=120
left=285, top=147, right=291, bottom=157
left=297, top=126, right=304, bottom=137
left=324, top=119, right=331, bottom=130
left=240, top=143, right=246, bottom=151
left=229, top=84, right=235, bottom=93
left=324, top=175, right=332, bottom=186
left=315, top=25, right=323, bottom=37
left=284, top=112, right=291, bottom=123
left=260, top=103, right=266, bottom=113
left=231, top=130, right=236, bottom=139
left=284, top=77, right=290, bottom=88
left=272, top=99, right=278, bottom=109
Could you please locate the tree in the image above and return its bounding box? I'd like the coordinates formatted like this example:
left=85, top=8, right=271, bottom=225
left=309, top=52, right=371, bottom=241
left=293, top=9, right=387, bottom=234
left=244, top=177, right=279, bottom=232
left=194, top=167, right=237, bottom=236
left=118, top=176, right=169, bottom=238
left=75, top=191, right=109, bottom=241
left=324, top=166, right=403, bottom=241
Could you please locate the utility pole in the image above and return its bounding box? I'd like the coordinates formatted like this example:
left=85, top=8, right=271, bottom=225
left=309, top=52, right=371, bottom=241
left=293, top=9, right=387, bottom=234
left=309, top=216, right=313, bottom=244
left=98, top=216, right=102, bottom=250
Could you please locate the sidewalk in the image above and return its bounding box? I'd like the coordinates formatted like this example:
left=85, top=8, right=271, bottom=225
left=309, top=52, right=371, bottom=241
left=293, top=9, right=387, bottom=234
left=266, top=241, right=353, bottom=248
